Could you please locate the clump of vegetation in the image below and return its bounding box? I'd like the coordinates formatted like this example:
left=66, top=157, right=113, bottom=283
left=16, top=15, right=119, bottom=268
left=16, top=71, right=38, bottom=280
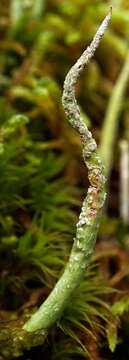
left=0, top=0, right=129, bottom=359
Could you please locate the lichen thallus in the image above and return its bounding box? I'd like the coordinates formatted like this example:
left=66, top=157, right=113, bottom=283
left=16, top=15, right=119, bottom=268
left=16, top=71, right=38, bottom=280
left=23, top=8, right=112, bottom=333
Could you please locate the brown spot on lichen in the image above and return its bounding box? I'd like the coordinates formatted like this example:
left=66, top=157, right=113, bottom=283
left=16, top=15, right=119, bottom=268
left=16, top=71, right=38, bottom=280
left=80, top=133, right=86, bottom=145
left=89, top=169, right=102, bottom=187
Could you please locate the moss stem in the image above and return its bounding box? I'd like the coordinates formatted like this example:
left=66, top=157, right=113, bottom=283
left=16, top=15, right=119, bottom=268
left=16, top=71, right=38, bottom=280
left=100, top=50, right=129, bottom=177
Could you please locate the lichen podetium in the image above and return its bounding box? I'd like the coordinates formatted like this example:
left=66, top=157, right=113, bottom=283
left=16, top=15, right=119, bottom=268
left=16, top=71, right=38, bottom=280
left=23, top=8, right=112, bottom=333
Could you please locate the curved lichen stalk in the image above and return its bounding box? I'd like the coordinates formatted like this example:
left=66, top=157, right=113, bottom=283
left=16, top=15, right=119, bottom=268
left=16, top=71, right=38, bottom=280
left=23, top=9, right=112, bottom=333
